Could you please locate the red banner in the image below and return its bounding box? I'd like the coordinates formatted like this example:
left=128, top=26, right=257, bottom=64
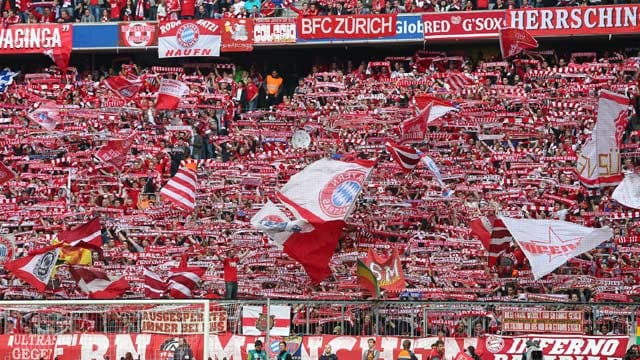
left=253, top=18, right=296, bottom=44
left=119, top=22, right=158, bottom=47
left=2, top=334, right=203, bottom=360
left=0, top=334, right=629, bottom=360
left=297, top=14, right=396, bottom=39
left=364, top=248, right=406, bottom=291
left=501, top=310, right=583, bottom=334
left=422, top=11, right=505, bottom=40
left=221, top=18, right=253, bottom=52
left=506, top=5, right=640, bottom=37
left=0, top=24, right=72, bottom=55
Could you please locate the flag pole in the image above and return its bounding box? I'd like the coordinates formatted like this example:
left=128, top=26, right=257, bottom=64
left=266, top=297, right=271, bottom=359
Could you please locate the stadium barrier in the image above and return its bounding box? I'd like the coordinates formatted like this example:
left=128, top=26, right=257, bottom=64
left=0, top=300, right=636, bottom=360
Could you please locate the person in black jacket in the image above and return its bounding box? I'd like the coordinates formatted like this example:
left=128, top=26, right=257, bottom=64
left=319, top=345, right=338, bottom=360
left=173, top=338, right=194, bottom=360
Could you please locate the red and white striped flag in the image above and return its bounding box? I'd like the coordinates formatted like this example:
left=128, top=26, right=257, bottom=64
left=155, top=78, right=189, bottom=110
left=446, top=72, right=474, bottom=91
left=69, top=266, right=129, bottom=299
left=385, top=141, right=421, bottom=173
left=57, top=218, right=103, bottom=252
left=5, top=244, right=61, bottom=293
left=144, top=267, right=167, bottom=299
left=167, top=256, right=206, bottom=299
left=242, top=305, right=291, bottom=336
left=470, top=216, right=513, bottom=267
left=160, top=162, right=198, bottom=212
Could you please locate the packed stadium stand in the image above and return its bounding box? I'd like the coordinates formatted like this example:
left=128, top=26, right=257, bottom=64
left=0, top=2, right=639, bottom=360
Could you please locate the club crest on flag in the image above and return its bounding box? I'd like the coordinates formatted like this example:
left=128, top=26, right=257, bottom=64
left=256, top=313, right=276, bottom=332
left=177, top=23, right=199, bottom=48
left=34, top=252, right=57, bottom=282
left=319, top=169, right=367, bottom=217
left=519, top=228, right=584, bottom=262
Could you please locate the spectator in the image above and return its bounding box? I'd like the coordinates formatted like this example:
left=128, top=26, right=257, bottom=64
left=80, top=7, right=96, bottom=21
left=362, top=338, right=380, bottom=360
left=173, top=338, right=194, bottom=360
left=265, top=69, right=283, bottom=106
left=320, top=345, right=338, bottom=360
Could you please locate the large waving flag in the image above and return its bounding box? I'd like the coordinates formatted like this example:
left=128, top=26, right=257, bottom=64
left=27, top=102, right=61, bottom=132
left=0, top=69, right=19, bottom=93
left=499, top=28, right=538, bottom=59
left=270, top=158, right=374, bottom=283
left=69, top=266, right=129, bottom=299
left=576, top=90, right=629, bottom=187
left=167, top=256, right=207, bottom=299
left=470, top=216, right=513, bottom=267
left=5, top=244, right=61, bottom=292
left=144, top=267, right=167, bottom=299
left=104, top=75, right=143, bottom=100
left=612, top=173, right=640, bottom=210
left=400, top=97, right=457, bottom=144
left=155, top=78, right=189, bottom=110
left=500, top=217, right=613, bottom=279
left=160, top=162, right=197, bottom=212
left=95, top=133, right=136, bottom=169
left=385, top=141, right=421, bottom=173
left=0, top=161, right=16, bottom=185
left=357, top=259, right=380, bottom=299
left=58, top=218, right=103, bottom=251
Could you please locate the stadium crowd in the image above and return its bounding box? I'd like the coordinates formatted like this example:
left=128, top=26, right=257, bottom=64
left=0, top=47, right=638, bottom=335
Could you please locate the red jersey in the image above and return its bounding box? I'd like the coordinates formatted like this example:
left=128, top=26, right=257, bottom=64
left=223, top=256, right=239, bottom=282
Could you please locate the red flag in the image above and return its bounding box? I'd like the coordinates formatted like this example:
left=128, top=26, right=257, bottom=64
left=400, top=103, right=431, bottom=144
left=0, top=161, right=16, bottom=185
left=167, top=256, right=206, bottom=299
left=160, top=162, right=198, bottom=212
left=385, top=141, right=421, bottom=173
left=58, top=218, right=103, bottom=252
left=95, top=133, right=135, bottom=169
left=69, top=266, right=129, bottom=299
left=5, top=244, right=61, bottom=293
left=499, top=28, right=538, bottom=59
left=43, top=48, right=71, bottom=74
left=470, top=217, right=493, bottom=251
left=104, top=76, right=143, bottom=100
left=144, top=267, right=166, bottom=299
left=27, top=102, right=61, bottom=131
left=364, top=248, right=406, bottom=291
left=155, top=78, right=189, bottom=110
left=454, top=352, right=474, bottom=360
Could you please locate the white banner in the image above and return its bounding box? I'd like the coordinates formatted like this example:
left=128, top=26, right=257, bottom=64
left=158, top=20, right=221, bottom=58
left=576, top=90, right=629, bottom=187
left=241, top=305, right=291, bottom=336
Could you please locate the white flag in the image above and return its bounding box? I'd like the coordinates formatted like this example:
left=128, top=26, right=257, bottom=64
left=576, top=90, right=629, bottom=187
left=155, top=78, right=190, bottom=110
left=242, top=305, right=291, bottom=336
left=250, top=200, right=313, bottom=249
left=612, top=173, right=640, bottom=210
left=277, top=158, right=374, bottom=222
left=500, top=217, right=613, bottom=279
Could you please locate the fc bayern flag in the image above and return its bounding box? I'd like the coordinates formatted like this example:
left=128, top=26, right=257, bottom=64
left=95, top=133, right=136, bottom=169
left=499, top=28, right=538, bottom=59
left=69, top=265, right=130, bottom=299
left=242, top=305, right=291, bottom=336
left=27, top=102, right=61, bottom=131
left=385, top=141, right=421, bottom=173
left=5, top=244, right=61, bottom=293
left=104, top=76, right=143, bottom=99
left=155, top=78, right=190, bottom=110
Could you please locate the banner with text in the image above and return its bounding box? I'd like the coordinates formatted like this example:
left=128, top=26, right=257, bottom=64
left=501, top=310, right=583, bottom=334
left=253, top=18, right=296, bottom=44
left=505, top=5, right=640, bottom=37
left=0, top=24, right=72, bottom=56
left=158, top=20, right=221, bottom=58
left=422, top=11, right=505, bottom=40
left=119, top=22, right=158, bottom=47
left=141, top=309, right=228, bottom=334
left=0, top=334, right=629, bottom=360
left=297, top=14, right=397, bottom=39
left=221, top=18, right=253, bottom=52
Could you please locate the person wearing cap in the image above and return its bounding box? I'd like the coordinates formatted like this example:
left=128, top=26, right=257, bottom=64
left=248, top=340, right=267, bottom=360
